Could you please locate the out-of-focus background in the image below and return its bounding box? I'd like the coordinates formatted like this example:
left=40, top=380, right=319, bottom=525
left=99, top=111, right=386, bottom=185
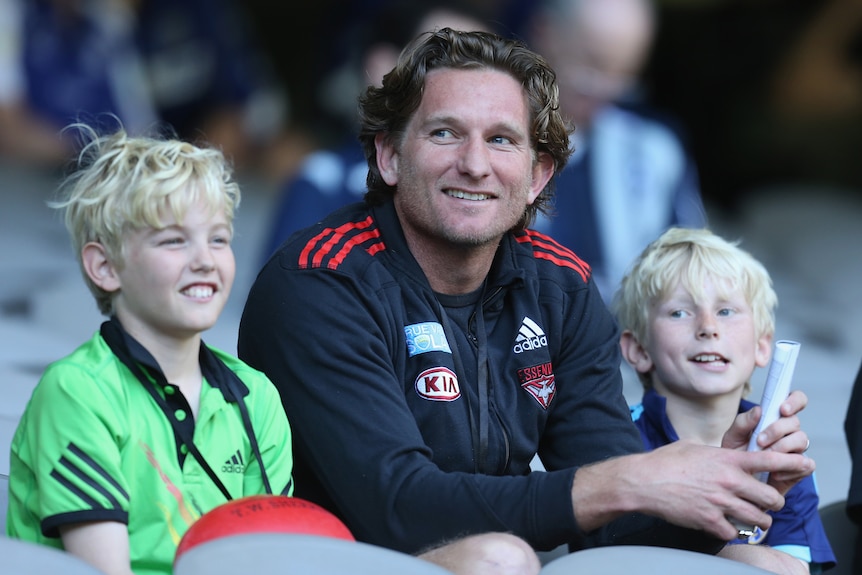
left=2, top=0, right=861, bottom=512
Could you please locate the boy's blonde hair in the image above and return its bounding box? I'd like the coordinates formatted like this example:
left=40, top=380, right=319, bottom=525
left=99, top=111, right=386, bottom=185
left=611, top=227, right=778, bottom=389
left=51, top=125, right=241, bottom=316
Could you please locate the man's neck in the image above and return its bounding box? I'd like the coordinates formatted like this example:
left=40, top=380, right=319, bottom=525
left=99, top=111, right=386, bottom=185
left=404, top=232, right=500, bottom=295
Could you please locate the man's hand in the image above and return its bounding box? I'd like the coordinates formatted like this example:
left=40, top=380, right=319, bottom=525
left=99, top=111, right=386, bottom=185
left=722, top=390, right=813, bottom=495
left=571, top=439, right=813, bottom=541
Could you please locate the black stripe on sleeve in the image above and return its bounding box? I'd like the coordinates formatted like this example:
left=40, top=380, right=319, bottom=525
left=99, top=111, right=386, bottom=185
left=67, top=443, right=130, bottom=501
left=50, top=468, right=110, bottom=510
left=51, top=443, right=129, bottom=511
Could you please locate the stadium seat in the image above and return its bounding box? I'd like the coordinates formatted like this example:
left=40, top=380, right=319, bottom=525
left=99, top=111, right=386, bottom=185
left=0, top=536, right=107, bottom=574
left=818, top=499, right=860, bottom=575
left=540, top=544, right=774, bottom=575
left=0, top=473, right=7, bottom=535
left=173, top=533, right=455, bottom=575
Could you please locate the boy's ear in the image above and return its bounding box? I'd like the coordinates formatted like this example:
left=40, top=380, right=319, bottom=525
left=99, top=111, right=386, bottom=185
left=754, top=331, right=773, bottom=369
left=620, top=330, right=654, bottom=375
left=81, top=242, right=121, bottom=293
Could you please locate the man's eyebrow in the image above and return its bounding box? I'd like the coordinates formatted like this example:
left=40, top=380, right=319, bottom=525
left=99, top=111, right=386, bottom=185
left=420, top=114, right=459, bottom=128
left=421, top=114, right=527, bottom=137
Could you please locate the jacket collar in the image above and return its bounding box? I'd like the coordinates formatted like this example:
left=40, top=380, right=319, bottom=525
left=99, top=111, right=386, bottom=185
left=369, top=199, right=527, bottom=294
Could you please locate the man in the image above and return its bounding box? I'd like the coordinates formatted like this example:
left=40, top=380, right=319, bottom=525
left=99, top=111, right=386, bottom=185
left=528, top=0, right=707, bottom=302
left=239, top=29, right=812, bottom=575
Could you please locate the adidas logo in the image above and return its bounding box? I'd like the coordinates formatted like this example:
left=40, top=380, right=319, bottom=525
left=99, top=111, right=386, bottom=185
left=513, top=316, right=548, bottom=354
left=222, top=449, right=245, bottom=473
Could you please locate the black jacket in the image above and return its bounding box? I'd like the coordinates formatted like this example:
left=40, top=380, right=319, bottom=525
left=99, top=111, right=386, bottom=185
left=238, top=199, right=722, bottom=555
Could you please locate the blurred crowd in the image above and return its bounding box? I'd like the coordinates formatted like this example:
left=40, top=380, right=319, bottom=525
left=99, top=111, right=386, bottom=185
left=2, top=0, right=861, bottom=237
left=0, top=0, right=310, bottom=178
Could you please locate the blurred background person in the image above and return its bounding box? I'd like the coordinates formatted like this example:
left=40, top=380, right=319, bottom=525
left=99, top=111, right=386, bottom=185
left=260, top=0, right=495, bottom=261
left=0, top=0, right=150, bottom=166
left=0, top=0, right=300, bottom=175
left=526, top=0, right=707, bottom=302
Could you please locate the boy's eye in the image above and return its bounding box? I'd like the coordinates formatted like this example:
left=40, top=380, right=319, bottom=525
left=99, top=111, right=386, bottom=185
left=717, top=308, right=734, bottom=317
left=160, top=236, right=184, bottom=246
left=669, top=309, right=689, bottom=319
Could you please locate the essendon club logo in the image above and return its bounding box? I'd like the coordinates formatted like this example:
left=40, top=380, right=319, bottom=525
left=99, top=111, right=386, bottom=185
left=517, top=362, right=556, bottom=409
left=415, top=367, right=461, bottom=401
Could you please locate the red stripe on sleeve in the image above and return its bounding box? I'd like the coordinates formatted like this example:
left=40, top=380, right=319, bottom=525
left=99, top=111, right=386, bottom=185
left=516, top=230, right=591, bottom=282
left=298, top=216, right=385, bottom=270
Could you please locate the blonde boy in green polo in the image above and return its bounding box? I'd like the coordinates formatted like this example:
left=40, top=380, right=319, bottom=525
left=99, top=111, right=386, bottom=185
left=6, top=126, right=293, bottom=575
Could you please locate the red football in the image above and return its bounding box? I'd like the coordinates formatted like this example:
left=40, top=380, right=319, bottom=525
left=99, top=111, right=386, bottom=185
left=175, top=495, right=355, bottom=562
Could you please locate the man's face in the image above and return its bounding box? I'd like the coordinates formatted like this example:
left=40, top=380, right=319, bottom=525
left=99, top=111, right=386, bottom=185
left=376, top=67, right=553, bottom=251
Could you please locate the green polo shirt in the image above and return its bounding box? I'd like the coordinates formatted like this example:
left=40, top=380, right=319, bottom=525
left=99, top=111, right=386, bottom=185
left=6, top=329, right=294, bottom=575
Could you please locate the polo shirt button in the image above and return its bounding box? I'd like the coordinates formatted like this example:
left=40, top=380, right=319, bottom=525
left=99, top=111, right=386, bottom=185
left=165, top=386, right=176, bottom=395
left=175, top=409, right=187, bottom=421
left=180, top=444, right=189, bottom=454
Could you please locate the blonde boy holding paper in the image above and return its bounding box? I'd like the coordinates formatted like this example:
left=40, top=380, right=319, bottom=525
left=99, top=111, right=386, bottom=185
left=613, top=227, right=835, bottom=574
